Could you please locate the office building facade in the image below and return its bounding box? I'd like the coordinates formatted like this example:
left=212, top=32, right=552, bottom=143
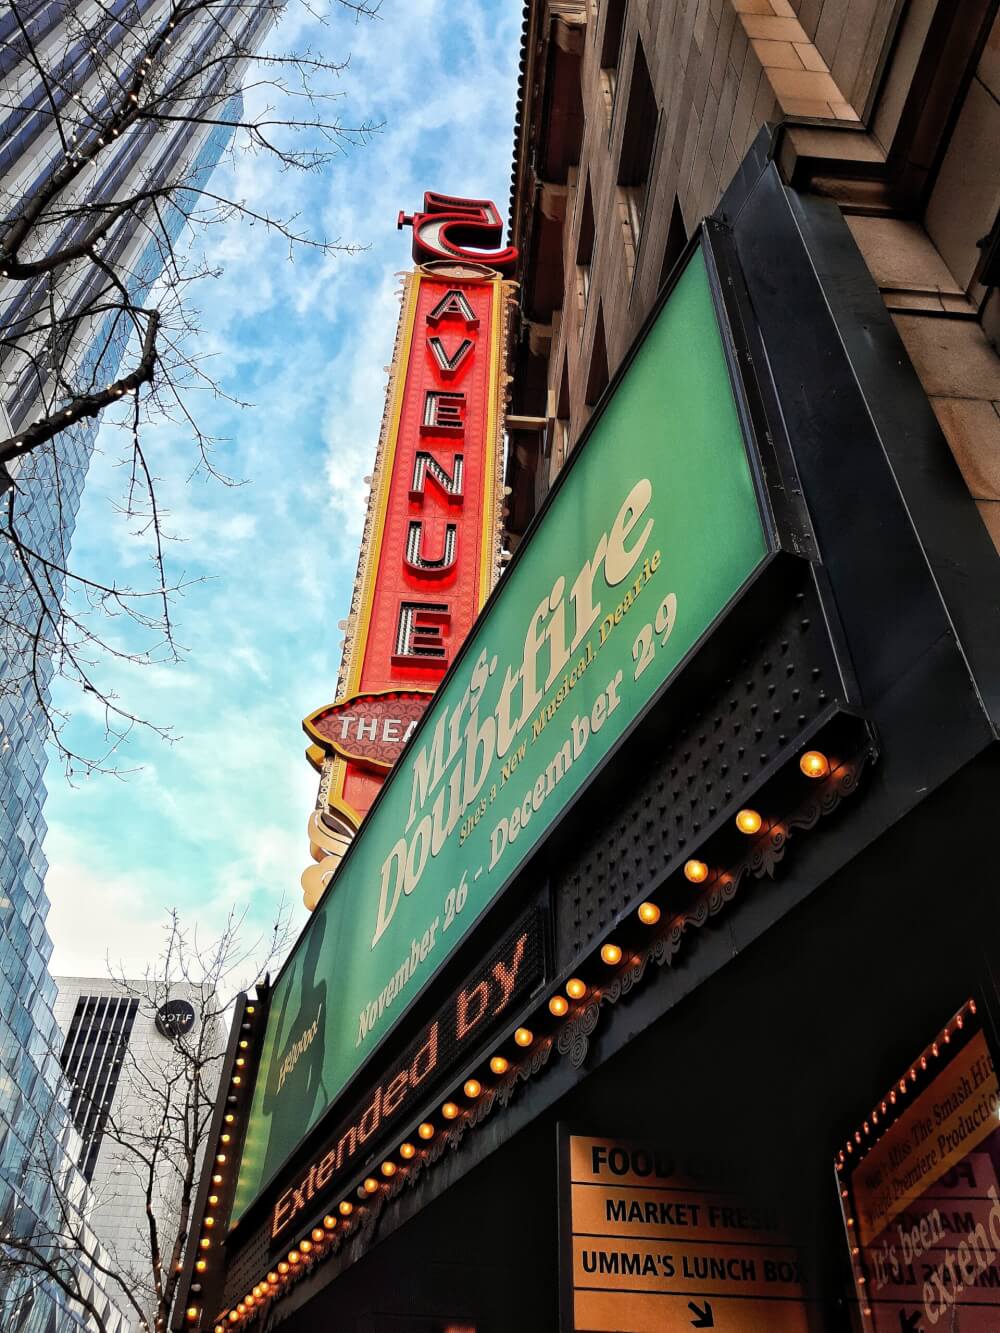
left=54, top=978, right=225, bottom=1333
left=0, top=3, right=273, bottom=1329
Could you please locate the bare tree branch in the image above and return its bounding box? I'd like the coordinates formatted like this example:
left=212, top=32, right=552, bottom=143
left=0, top=0, right=377, bottom=775
left=0, top=908, right=292, bottom=1332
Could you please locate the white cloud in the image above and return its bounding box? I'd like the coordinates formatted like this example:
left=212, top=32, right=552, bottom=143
left=43, top=0, right=522, bottom=975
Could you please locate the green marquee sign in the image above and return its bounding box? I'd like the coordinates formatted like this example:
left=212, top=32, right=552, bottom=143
left=233, top=245, right=769, bottom=1218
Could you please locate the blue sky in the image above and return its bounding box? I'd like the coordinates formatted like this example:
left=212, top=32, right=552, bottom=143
left=44, top=0, right=523, bottom=976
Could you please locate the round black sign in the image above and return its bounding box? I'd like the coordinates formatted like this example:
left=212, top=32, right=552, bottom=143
left=155, top=999, right=196, bottom=1039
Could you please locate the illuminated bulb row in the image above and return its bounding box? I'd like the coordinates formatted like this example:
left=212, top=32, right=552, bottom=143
left=193, top=1001, right=256, bottom=1324
left=837, top=998, right=977, bottom=1166
left=215, top=754, right=835, bottom=1326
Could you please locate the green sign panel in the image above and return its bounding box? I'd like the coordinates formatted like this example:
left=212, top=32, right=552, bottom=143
left=233, top=247, right=769, bottom=1218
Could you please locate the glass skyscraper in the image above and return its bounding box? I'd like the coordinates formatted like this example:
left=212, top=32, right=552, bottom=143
left=0, top=3, right=273, bottom=1328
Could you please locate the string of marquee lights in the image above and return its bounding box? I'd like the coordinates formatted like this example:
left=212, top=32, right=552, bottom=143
left=179, top=999, right=259, bottom=1330
left=204, top=739, right=873, bottom=1330
left=835, top=997, right=979, bottom=1322
left=836, top=997, right=979, bottom=1175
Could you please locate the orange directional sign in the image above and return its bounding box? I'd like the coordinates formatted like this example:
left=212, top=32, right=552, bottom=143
left=562, top=1134, right=821, bottom=1332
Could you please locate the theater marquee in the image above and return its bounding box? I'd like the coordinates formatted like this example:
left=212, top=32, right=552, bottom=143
left=232, top=243, right=771, bottom=1219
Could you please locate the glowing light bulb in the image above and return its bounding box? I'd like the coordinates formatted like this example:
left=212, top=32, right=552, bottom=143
left=288, top=1250, right=300, bottom=1265
left=363, top=1177, right=379, bottom=1193
left=549, top=995, right=569, bottom=1016
left=684, top=859, right=708, bottom=883
left=323, top=1216, right=337, bottom=1230
left=600, top=943, right=622, bottom=965
left=442, top=1101, right=459, bottom=1119
left=464, top=1079, right=482, bottom=1098
left=514, top=1027, right=533, bottom=1047
left=637, top=901, right=660, bottom=925
left=339, top=1200, right=353, bottom=1216
left=566, top=978, right=587, bottom=999
left=399, top=1143, right=416, bottom=1159
left=735, top=808, right=762, bottom=834
left=299, top=1239, right=312, bottom=1253
left=277, top=1262, right=289, bottom=1274
left=800, top=750, right=829, bottom=779
left=381, top=1161, right=397, bottom=1177
left=490, top=1055, right=509, bottom=1075
left=418, top=1122, right=434, bottom=1140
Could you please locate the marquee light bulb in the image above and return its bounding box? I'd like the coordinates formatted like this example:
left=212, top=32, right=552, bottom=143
left=800, top=750, right=829, bottom=779
left=442, top=1101, right=459, bottom=1120
left=339, top=1200, right=353, bottom=1216
left=267, top=1271, right=279, bottom=1283
left=490, top=1055, right=509, bottom=1075
left=363, top=1177, right=379, bottom=1193
left=288, top=1250, right=300, bottom=1265
left=600, top=943, right=622, bottom=965
left=277, top=1262, right=289, bottom=1274
left=381, top=1160, right=397, bottom=1176
left=219, top=1134, right=230, bottom=1144
left=196, top=1260, right=207, bottom=1273
left=566, top=978, right=587, bottom=1000
left=323, top=1216, right=337, bottom=1230
left=231, top=1076, right=241, bottom=1086
left=215, top=1154, right=226, bottom=1164
left=235, top=1058, right=245, bottom=1068
left=514, top=1027, right=533, bottom=1047
left=239, top=1040, right=248, bottom=1050
left=199, top=1238, right=211, bottom=1250
left=418, top=1122, right=434, bottom=1140
left=246, top=1005, right=255, bottom=1015
left=228, top=1314, right=238, bottom=1325
left=548, top=995, right=568, bottom=1016
left=735, top=808, right=762, bottom=835
left=464, top=1079, right=482, bottom=1098
left=224, top=1113, right=235, bottom=1123
left=212, top=1174, right=223, bottom=1185
left=203, top=1216, right=214, bottom=1228
left=207, top=1195, right=218, bottom=1206
left=400, top=1142, right=416, bottom=1159
left=186, top=1309, right=198, bottom=1323
left=299, top=1239, right=312, bottom=1254
left=637, top=901, right=661, bottom=925
left=683, top=859, right=708, bottom=884
left=312, top=1227, right=325, bottom=1243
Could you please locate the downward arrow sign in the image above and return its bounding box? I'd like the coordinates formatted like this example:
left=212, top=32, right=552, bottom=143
left=899, top=1312, right=923, bottom=1332
left=688, top=1299, right=714, bottom=1328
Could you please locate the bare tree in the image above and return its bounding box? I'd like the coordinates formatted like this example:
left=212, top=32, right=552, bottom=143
left=0, top=906, right=291, bottom=1333
left=0, top=0, right=379, bottom=777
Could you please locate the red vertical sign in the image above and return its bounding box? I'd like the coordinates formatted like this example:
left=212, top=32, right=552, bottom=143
left=301, top=196, right=516, bottom=907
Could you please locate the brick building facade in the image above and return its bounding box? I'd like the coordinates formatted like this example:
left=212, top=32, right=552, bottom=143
left=505, top=0, right=1000, bottom=552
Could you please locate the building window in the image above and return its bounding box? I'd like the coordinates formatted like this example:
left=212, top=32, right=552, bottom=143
left=60, top=994, right=139, bottom=1180
left=658, top=196, right=689, bottom=292
left=599, top=0, right=626, bottom=127
left=585, top=304, right=609, bottom=407
left=575, top=179, right=596, bottom=339
left=616, top=35, right=658, bottom=268
left=549, top=357, right=571, bottom=484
